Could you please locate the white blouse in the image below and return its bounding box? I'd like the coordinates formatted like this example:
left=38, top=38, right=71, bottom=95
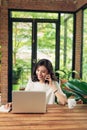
left=25, top=79, right=65, bottom=104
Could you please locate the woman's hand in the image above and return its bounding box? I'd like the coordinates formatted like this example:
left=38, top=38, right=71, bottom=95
left=45, top=74, right=52, bottom=84
left=55, top=92, right=67, bottom=105
left=45, top=75, right=58, bottom=91
left=4, top=102, right=12, bottom=109
left=45, top=74, right=67, bottom=105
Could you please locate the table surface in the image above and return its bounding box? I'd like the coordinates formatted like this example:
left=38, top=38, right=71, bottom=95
left=0, top=104, right=87, bottom=130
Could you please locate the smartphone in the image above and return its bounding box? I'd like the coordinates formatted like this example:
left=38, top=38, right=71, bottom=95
left=45, top=80, right=49, bottom=84
left=45, top=74, right=50, bottom=84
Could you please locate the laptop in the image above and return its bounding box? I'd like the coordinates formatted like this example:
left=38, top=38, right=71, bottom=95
left=12, top=91, right=46, bottom=113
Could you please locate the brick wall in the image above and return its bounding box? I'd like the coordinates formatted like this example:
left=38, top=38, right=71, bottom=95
left=75, top=10, right=83, bottom=79
left=1, top=4, right=8, bottom=103
left=0, top=0, right=87, bottom=104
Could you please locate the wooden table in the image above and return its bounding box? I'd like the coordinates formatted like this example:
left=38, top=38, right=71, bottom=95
left=0, top=104, right=87, bottom=130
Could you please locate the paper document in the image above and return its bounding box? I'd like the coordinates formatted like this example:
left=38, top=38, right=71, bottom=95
left=0, top=105, right=11, bottom=112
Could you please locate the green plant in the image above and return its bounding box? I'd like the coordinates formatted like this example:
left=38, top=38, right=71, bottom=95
left=55, top=68, right=79, bottom=80
left=62, top=79, right=87, bottom=104
left=12, top=66, right=23, bottom=84
left=55, top=68, right=87, bottom=104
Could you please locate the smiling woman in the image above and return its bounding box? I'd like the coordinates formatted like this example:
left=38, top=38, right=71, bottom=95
left=25, top=59, right=67, bottom=105
left=4, top=59, right=67, bottom=110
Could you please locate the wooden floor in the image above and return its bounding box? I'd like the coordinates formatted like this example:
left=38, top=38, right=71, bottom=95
left=0, top=104, right=87, bottom=130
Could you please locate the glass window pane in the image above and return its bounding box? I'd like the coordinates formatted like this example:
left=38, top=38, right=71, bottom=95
left=12, top=11, right=58, bottom=19
left=12, top=22, right=32, bottom=90
left=37, top=22, right=56, bottom=69
left=82, top=9, right=87, bottom=82
left=60, top=14, right=73, bottom=71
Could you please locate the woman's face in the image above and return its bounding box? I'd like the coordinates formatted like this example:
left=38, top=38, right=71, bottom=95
left=36, top=65, right=48, bottom=82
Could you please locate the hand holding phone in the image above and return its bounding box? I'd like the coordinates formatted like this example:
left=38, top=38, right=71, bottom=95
left=45, top=74, right=51, bottom=84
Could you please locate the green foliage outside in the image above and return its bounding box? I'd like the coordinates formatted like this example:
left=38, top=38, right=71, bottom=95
left=82, top=9, right=87, bottom=81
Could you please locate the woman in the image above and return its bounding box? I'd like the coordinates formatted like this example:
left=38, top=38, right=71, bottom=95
left=25, top=59, right=67, bottom=105
left=5, top=59, right=67, bottom=109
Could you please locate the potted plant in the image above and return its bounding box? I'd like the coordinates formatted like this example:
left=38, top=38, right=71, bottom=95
left=55, top=68, right=79, bottom=84
left=55, top=68, right=87, bottom=104
left=55, top=68, right=79, bottom=80
left=63, top=79, right=87, bottom=104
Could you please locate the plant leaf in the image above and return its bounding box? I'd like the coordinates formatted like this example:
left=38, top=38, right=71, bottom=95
left=64, top=79, right=87, bottom=95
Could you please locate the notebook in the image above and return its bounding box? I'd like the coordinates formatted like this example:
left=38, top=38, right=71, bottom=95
left=12, top=91, right=46, bottom=113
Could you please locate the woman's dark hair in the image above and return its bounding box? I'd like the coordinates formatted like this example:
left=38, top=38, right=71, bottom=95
left=32, top=59, right=57, bottom=82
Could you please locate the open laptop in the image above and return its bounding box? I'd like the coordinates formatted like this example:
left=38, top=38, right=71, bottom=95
left=12, top=91, right=46, bottom=113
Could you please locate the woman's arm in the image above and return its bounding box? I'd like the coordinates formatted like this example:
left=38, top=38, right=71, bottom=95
left=51, top=81, right=67, bottom=105
left=54, top=90, right=67, bottom=105
left=45, top=75, right=67, bottom=105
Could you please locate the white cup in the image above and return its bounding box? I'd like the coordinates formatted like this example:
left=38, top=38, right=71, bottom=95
left=68, top=99, right=76, bottom=109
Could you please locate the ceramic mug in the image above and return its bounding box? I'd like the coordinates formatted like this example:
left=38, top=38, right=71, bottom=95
left=68, top=98, right=76, bottom=109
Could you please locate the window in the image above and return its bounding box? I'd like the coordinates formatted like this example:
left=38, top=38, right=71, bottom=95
left=82, top=8, right=87, bottom=82
left=8, top=11, right=74, bottom=91
left=60, top=13, right=74, bottom=71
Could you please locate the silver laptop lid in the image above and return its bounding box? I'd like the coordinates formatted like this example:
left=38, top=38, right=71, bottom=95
left=12, top=91, right=46, bottom=113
